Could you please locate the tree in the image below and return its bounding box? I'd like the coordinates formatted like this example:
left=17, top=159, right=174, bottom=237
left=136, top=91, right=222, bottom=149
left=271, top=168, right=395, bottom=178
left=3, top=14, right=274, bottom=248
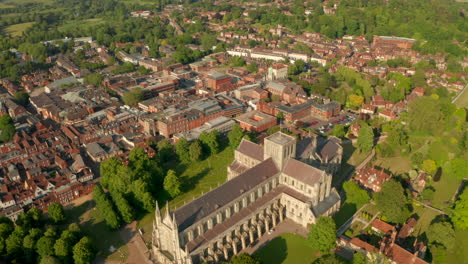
left=199, top=130, right=220, bottom=155
left=73, top=237, right=95, bottom=264
left=48, top=202, right=66, bottom=223
left=164, top=170, right=181, bottom=197
left=246, top=62, right=258, bottom=73
left=357, top=123, right=374, bottom=153
left=228, top=124, right=245, bottom=149
left=111, top=192, right=135, bottom=223
left=313, top=254, right=346, bottom=264
left=426, top=222, right=455, bottom=249
left=343, top=181, right=370, bottom=208
left=374, top=180, right=410, bottom=224
left=228, top=253, right=260, bottom=264
left=157, top=140, right=174, bottom=162
left=444, top=158, right=468, bottom=179
left=353, top=252, right=367, bottom=264
left=349, top=94, right=364, bottom=108
left=122, top=87, right=143, bottom=106
left=308, top=216, right=336, bottom=254
left=36, top=236, right=56, bottom=257
left=13, top=91, right=29, bottom=106
left=452, top=188, right=468, bottom=230
left=83, top=73, right=103, bottom=87
left=93, top=185, right=121, bottom=229
left=331, top=124, right=345, bottom=138
left=175, top=138, right=190, bottom=163
left=0, top=217, right=14, bottom=238
left=0, top=114, right=15, bottom=143
left=54, top=235, right=74, bottom=262
left=40, top=256, right=61, bottom=264
left=422, top=159, right=437, bottom=174
left=189, top=140, right=202, bottom=162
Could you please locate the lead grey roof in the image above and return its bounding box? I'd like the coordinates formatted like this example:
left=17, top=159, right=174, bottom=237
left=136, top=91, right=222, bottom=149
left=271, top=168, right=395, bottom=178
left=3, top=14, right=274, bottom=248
left=173, top=158, right=279, bottom=231
left=236, top=139, right=264, bottom=161
left=282, top=158, right=324, bottom=186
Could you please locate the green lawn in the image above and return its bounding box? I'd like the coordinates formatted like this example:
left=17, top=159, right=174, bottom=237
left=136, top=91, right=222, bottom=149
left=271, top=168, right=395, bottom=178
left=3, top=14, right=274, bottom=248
left=2, top=0, right=54, bottom=5
left=0, top=3, right=14, bottom=8
left=65, top=200, right=127, bottom=261
left=4, top=22, right=36, bottom=37
left=373, top=156, right=412, bottom=175
left=342, top=143, right=370, bottom=166
left=333, top=202, right=358, bottom=227
left=138, top=147, right=234, bottom=241
left=59, top=18, right=104, bottom=32
left=254, top=233, right=320, bottom=264
left=447, top=227, right=468, bottom=264
left=430, top=175, right=461, bottom=211
left=411, top=205, right=440, bottom=237
left=454, top=87, right=468, bottom=108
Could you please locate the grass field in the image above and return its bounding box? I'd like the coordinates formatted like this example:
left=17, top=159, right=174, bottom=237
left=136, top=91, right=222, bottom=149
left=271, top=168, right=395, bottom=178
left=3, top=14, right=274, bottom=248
left=254, top=233, right=320, bottom=264
left=59, top=18, right=104, bottom=32
left=454, top=87, right=468, bottom=108
left=1, top=0, right=54, bottom=5
left=430, top=175, right=461, bottom=210
left=0, top=3, right=14, bottom=8
left=411, top=205, right=440, bottom=237
left=373, top=156, right=412, bottom=175
left=447, top=227, right=468, bottom=263
left=4, top=22, right=35, bottom=37
left=65, top=200, right=128, bottom=261
left=138, top=146, right=234, bottom=241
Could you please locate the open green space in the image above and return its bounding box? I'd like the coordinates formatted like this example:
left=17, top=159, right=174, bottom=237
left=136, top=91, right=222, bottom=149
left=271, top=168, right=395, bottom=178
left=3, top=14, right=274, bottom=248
left=333, top=202, right=358, bottom=228
left=342, top=142, right=370, bottom=166
left=430, top=175, right=461, bottom=211
left=254, top=233, right=320, bottom=264
left=411, top=205, right=440, bottom=237
left=1, top=0, right=54, bottom=5
left=4, top=22, right=36, bottom=37
left=138, top=147, right=234, bottom=241
left=447, top=227, right=468, bottom=263
left=0, top=3, right=14, bottom=8
left=59, top=18, right=104, bottom=32
left=65, top=200, right=127, bottom=261
left=373, top=156, right=412, bottom=175
left=454, top=88, right=468, bottom=108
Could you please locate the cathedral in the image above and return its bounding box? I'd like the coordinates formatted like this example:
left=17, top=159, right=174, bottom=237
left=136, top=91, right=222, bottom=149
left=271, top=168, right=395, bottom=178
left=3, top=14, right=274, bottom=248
left=152, top=132, right=342, bottom=264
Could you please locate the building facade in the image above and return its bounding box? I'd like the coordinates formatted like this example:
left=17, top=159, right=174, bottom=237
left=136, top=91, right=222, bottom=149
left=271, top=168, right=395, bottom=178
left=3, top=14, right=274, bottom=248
left=152, top=132, right=341, bottom=264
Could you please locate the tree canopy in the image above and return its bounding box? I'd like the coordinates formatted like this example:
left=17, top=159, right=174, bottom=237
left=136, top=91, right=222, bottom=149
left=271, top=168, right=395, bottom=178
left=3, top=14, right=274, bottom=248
left=374, top=180, right=410, bottom=224
left=452, top=188, right=468, bottom=230
left=0, top=114, right=15, bottom=143
left=308, top=216, right=337, bottom=254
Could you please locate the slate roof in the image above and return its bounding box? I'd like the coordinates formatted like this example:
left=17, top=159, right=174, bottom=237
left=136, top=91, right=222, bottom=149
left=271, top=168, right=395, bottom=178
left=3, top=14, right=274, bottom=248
left=282, top=158, right=323, bottom=186
left=236, top=139, right=264, bottom=161
left=173, top=158, right=279, bottom=232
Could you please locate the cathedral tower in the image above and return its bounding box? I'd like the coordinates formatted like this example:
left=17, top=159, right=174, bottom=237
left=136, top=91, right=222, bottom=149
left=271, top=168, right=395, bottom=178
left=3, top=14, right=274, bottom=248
left=263, top=132, right=296, bottom=169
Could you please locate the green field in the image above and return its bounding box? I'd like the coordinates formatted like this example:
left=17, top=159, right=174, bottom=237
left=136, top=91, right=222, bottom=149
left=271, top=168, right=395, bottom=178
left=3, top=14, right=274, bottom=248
left=138, top=146, right=234, bottom=241
left=447, top=227, right=468, bottom=264
left=430, top=175, right=461, bottom=211
left=65, top=200, right=128, bottom=261
left=4, top=22, right=35, bottom=37
left=1, top=0, right=54, bottom=5
left=254, top=233, right=320, bottom=264
left=59, top=18, right=104, bottom=32
left=411, top=205, right=440, bottom=236
left=454, top=88, right=468, bottom=108
left=373, top=156, right=412, bottom=175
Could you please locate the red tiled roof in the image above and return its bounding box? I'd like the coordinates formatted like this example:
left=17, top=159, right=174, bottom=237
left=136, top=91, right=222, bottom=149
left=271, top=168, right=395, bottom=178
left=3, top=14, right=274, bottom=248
left=372, top=219, right=395, bottom=234
left=350, top=237, right=378, bottom=252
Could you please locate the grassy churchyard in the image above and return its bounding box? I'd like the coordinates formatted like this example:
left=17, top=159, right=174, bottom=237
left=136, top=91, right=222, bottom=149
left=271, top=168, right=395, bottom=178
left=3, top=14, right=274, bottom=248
left=254, top=233, right=321, bottom=264
left=138, top=146, right=234, bottom=242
